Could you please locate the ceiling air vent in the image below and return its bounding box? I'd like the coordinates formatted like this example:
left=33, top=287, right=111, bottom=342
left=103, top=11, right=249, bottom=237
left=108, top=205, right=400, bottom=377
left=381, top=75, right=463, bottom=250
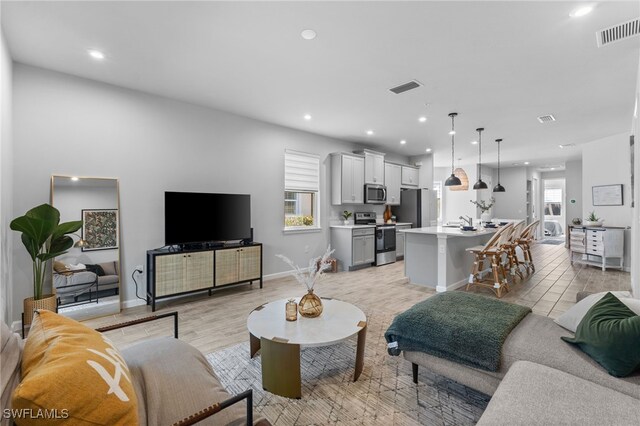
left=597, top=18, right=640, bottom=47
left=389, top=80, right=422, bottom=94
left=537, top=114, right=556, bottom=123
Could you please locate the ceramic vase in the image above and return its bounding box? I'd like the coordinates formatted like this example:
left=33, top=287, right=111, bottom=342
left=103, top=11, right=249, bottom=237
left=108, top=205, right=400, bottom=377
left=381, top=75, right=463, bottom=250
left=298, top=289, right=323, bottom=318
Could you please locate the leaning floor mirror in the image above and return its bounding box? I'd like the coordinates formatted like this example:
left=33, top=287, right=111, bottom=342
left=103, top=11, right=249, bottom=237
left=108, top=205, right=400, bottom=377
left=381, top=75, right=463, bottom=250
left=50, top=175, right=122, bottom=320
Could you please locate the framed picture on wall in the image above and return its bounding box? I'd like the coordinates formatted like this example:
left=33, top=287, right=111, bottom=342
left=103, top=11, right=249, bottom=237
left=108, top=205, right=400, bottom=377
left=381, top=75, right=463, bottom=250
left=592, top=184, right=623, bottom=206
left=81, top=209, right=119, bottom=251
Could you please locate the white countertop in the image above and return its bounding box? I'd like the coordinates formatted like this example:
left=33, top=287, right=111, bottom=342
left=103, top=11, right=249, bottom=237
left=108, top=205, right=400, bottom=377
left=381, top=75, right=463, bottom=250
left=330, top=222, right=412, bottom=229
left=330, top=224, right=376, bottom=229
left=402, top=226, right=498, bottom=237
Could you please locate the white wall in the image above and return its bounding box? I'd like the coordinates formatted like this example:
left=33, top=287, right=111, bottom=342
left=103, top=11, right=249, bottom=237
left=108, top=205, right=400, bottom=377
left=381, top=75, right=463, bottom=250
left=0, top=28, right=13, bottom=325
left=492, top=166, right=528, bottom=221
left=565, top=160, right=583, bottom=223
left=582, top=133, right=632, bottom=226
left=631, top=55, right=639, bottom=298
left=11, top=64, right=410, bottom=322
left=582, top=132, right=633, bottom=270
left=435, top=164, right=479, bottom=223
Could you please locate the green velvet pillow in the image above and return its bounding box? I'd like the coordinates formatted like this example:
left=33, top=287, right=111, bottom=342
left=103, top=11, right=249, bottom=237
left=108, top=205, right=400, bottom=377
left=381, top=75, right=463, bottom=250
left=85, top=263, right=105, bottom=276
left=562, top=292, right=640, bottom=377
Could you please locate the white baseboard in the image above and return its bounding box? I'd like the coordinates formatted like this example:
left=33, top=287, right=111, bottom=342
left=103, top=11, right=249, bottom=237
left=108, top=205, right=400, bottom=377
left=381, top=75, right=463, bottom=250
left=436, top=278, right=468, bottom=293
left=119, top=269, right=300, bottom=310
left=122, top=298, right=147, bottom=309
left=263, top=268, right=309, bottom=281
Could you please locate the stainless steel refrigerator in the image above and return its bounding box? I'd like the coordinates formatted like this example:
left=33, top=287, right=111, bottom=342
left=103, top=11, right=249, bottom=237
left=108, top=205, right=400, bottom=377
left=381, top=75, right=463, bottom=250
left=392, top=188, right=437, bottom=228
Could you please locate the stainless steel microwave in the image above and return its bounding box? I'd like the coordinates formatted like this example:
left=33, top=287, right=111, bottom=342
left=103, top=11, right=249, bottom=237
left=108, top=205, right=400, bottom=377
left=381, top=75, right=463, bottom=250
left=365, top=184, right=387, bottom=204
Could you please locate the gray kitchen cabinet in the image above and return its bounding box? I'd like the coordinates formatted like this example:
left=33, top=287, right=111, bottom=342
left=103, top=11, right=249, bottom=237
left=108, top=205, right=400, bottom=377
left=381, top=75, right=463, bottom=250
left=395, top=224, right=412, bottom=258
left=331, top=153, right=365, bottom=205
left=330, top=226, right=375, bottom=271
left=384, top=162, right=402, bottom=205
left=401, top=165, right=419, bottom=187
left=356, top=149, right=385, bottom=184
left=353, top=234, right=375, bottom=266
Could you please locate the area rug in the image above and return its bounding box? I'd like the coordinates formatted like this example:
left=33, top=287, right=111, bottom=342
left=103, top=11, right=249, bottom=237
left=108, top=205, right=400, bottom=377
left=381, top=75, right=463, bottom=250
left=206, top=312, right=490, bottom=425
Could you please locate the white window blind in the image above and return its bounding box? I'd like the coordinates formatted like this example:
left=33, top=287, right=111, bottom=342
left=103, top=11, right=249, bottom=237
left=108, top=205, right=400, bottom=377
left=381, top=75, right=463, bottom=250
left=284, top=150, right=320, bottom=192
left=544, top=188, right=562, bottom=203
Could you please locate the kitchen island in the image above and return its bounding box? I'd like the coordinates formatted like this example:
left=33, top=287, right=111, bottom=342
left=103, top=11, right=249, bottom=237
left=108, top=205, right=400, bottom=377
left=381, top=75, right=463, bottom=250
left=401, top=226, right=497, bottom=292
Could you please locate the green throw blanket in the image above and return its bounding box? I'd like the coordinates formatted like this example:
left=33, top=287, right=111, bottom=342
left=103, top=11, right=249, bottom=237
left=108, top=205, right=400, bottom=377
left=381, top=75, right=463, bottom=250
left=385, top=292, right=531, bottom=372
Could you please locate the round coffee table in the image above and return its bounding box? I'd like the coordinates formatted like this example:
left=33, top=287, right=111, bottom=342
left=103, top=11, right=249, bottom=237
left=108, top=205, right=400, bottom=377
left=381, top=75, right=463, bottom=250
left=247, top=297, right=367, bottom=399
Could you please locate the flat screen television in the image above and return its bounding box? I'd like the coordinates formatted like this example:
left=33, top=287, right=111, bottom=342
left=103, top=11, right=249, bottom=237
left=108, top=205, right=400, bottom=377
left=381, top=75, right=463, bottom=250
left=165, top=191, right=251, bottom=245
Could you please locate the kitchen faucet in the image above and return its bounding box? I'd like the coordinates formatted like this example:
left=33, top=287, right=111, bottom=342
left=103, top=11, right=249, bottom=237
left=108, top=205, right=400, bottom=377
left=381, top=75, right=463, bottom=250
left=459, top=215, right=473, bottom=227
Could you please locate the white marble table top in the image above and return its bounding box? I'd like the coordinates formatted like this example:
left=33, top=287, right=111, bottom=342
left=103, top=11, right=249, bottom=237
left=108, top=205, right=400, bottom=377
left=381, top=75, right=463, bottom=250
left=247, top=298, right=366, bottom=347
left=401, top=226, right=499, bottom=237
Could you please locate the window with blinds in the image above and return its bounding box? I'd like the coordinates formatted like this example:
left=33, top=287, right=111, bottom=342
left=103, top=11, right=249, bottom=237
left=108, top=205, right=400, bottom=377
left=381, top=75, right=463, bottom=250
left=284, top=150, right=320, bottom=229
left=544, top=188, right=562, bottom=216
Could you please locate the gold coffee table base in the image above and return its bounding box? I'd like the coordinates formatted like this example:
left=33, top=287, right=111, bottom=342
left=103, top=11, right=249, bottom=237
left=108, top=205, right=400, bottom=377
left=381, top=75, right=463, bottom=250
left=249, top=323, right=367, bottom=399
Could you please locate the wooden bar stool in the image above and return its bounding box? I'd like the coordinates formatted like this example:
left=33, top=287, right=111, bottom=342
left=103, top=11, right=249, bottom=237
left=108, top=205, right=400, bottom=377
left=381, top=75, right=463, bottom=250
left=465, top=223, right=513, bottom=298
left=502, top=220, right=526, bottom=281
left=516, top=220, right=540, bottom=274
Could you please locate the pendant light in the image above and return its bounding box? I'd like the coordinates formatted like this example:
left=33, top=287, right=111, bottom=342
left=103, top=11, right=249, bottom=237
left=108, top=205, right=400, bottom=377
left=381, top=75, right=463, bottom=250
left=493, top=138, right=506, bottom=192
left=473, top=127, right=488, bottom=190
left=444, top=112, right=462, bottom=186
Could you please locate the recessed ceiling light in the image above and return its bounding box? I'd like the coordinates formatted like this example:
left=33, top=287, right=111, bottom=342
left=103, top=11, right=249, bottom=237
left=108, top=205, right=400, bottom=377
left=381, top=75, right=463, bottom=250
left=558, top=144, right=564, bottom=149
left=70, top=176, right=79, bottom=181
left=570, top=6, right=593, bottom=18
left=303, top=114, right=312, bottom=120
left=400, top=140, right=407, bottom=145
left=448, top=130, right=456, bottom=135
left=87, top=49, right=105, bottom=60
left=512, top=163, right=520, bottom=166
left=366, top=130, right=374, bottom=136
left=301, top=29, right=317, bottom=40
left=470, top=140, right=478, bottom=145
left=524, top=161, right=530, bottom=165
left=550, top=167, right=556, bottom=170
left=426, top=148, right=432, bottom=153
left=418, top=116, right=427, bottom=123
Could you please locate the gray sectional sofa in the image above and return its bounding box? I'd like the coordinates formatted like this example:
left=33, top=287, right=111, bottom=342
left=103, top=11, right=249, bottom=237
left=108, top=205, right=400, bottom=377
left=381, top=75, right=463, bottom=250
left=406, top=299, right=640, bottom=424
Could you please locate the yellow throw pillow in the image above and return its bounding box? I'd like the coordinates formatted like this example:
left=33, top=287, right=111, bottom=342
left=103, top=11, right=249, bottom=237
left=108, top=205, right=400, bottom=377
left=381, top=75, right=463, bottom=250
left=53, top=261, right=71, bottom=276
left=11, top=310, right=138, bottom=425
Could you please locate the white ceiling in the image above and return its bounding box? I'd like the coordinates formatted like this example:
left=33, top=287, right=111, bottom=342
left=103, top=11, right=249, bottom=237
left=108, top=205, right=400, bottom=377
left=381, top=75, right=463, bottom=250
left=2, top=1, right=639, bottom=168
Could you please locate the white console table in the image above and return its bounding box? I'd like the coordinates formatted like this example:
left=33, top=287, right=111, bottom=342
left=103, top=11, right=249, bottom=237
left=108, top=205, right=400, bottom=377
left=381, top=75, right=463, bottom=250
left=569, top=226, right=624, bottom=271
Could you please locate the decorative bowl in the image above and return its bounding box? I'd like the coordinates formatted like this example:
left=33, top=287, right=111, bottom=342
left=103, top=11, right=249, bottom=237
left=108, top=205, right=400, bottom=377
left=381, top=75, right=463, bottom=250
left=583, top=220, right=603, bottom=227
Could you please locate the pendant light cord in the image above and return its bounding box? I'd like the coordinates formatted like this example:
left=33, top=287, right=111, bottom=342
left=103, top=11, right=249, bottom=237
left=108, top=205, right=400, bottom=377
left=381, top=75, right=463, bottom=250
left=450, top=115, right=455, bottom=174
left=477, top=128, right=483, bottom=178
left=497, top=139, right=501, bottom=183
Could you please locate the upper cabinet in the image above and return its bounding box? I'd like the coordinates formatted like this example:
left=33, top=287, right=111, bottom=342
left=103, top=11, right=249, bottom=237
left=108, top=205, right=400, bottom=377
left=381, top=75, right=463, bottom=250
left=331, top=153, right=365, bottom=205
left=401, top=165, right=419, bottom=187
left=355, top=149, right=385, bottom=184
left=384, top=162, right=402, bottom=205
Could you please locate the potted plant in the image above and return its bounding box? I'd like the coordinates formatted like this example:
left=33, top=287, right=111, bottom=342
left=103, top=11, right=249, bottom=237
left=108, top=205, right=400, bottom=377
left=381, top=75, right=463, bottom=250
left=10, top=203, right=82, bottom=325
left=584, top=211, right=604, bottom=227
left=341, top=210, right=352, bottom=225
left=470, top=197, right=495, bottom=223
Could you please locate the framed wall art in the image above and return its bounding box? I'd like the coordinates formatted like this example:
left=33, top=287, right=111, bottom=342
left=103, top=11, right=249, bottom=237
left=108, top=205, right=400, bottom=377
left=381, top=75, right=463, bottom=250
left=81, top=209, right=119, bottom=251
left=592, top=184, right=623, bottom=206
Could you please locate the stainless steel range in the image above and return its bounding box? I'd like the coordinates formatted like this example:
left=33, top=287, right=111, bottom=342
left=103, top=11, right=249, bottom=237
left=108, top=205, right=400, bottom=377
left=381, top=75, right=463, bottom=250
left=354, top=212, right=396, bottom=266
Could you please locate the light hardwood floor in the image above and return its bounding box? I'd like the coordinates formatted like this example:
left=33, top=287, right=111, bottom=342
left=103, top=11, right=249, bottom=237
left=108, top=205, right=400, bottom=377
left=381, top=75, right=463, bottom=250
left=86, top=242, right=631, bottom=354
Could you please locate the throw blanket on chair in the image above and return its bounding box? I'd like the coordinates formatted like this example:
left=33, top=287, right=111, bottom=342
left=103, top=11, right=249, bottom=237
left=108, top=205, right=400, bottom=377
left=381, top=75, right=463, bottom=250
left=385, top=292, right=531, bottom=372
